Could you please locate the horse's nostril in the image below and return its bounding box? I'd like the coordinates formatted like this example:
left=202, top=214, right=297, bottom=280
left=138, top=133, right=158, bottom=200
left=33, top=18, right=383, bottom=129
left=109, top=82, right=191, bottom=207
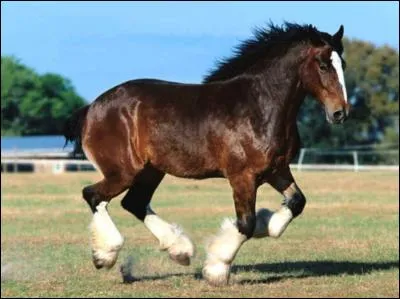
left=333, top=110, right=344, bottom=121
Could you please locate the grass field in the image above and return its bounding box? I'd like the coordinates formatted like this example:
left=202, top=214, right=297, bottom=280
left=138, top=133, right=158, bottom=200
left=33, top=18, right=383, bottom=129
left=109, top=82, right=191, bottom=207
left=1, top=171, right=399, bottom=298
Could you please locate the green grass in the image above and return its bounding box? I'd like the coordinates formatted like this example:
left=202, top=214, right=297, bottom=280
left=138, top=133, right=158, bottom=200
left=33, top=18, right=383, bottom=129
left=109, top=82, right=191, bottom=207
left=1, top=171, right=399, bottom=297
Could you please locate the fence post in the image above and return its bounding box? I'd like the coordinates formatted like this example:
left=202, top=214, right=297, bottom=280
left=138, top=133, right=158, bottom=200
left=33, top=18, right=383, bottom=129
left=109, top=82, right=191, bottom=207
left=353, top=151, right=359, bottom=172
left=298, top=148, right=306, bottom=171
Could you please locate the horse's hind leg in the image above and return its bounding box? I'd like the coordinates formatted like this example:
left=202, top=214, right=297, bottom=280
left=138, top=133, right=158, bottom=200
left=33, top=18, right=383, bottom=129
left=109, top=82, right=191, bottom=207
left=82, top=175, right=133, bottom=270
left=82, top=143, right=139, bottom=270
left=143, top=206, right=195, bottom=266
left=80, top=107, right=147, bottom=270
left=121, top=166, right=195, bottom=266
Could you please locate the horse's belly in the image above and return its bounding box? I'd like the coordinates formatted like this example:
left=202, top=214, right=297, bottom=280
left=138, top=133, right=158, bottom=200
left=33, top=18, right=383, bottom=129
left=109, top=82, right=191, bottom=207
left=146, top=138, right=221, bottom=179
left=151, top=156, right=222, bottom=179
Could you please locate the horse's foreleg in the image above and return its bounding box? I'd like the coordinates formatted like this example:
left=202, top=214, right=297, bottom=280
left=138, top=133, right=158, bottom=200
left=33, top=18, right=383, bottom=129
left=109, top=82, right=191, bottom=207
left=120, top=167, right=195, bottom=266
left=82, top=176, right=131, bottom=269
left=203, top=172, right=256, bottom=286
left=253, top=167, right=306, bottom=238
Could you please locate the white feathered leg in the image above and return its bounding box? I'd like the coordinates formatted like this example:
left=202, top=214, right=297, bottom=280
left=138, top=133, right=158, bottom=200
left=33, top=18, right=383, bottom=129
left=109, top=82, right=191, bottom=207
left=252, top=207, right=293, bottom=238
left=253, top=181, right=306, bottom=238
left=202, top=218, right=248, bottom=286
left=90, top=201, right=124, bottom=269
left=143, top=206, right=195, bottom=265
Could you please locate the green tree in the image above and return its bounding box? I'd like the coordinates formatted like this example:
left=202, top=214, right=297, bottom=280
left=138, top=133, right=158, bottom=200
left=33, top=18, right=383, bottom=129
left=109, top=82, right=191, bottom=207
left=297, top=38, right=399, bottom=149
left=1, top=56, right=86, bottom=136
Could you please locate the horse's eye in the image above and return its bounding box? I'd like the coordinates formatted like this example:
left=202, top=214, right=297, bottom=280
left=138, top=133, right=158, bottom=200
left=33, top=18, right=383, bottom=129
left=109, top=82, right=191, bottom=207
left=319, top=62, right=328, bottom=72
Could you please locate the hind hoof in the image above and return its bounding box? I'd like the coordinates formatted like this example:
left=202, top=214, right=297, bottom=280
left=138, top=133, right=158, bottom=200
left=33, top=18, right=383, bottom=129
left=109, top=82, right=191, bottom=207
left=92, top=249, right=120, bottom=270
left=166, top=233, right=195, bottom=266
left=169, top=252, right=191, bottom=266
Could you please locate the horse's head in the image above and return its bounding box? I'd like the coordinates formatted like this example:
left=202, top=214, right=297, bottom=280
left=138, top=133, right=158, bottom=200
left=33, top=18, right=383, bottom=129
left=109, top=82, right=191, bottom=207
left=300, top=25, right=349, bottom=124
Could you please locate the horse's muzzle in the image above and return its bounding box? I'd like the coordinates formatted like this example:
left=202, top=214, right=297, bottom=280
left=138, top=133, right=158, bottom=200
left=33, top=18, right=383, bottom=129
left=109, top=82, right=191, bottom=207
left=326, top=107, right=349, bottom=124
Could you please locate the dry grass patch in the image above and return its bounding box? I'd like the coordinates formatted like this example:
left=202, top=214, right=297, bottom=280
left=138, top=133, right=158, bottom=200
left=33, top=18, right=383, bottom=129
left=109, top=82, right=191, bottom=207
left=1, top=171, right=398, bottom=298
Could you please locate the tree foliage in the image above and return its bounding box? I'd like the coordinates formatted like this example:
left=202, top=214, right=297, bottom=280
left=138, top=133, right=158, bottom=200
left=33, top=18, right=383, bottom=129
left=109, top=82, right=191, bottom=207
left=298, top=38, right=399, bottom=149
left=1, top=56, right=86, bottom=135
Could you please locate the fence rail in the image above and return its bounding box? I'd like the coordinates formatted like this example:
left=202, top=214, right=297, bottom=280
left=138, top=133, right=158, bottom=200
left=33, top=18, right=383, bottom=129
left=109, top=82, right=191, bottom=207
left=1, top=148, right=71, bottom=158
left=1, top=148, right=399, bottom=174
left=292, top=163, right=398, bottom=172
left=1, top=159, right=398, bottom=174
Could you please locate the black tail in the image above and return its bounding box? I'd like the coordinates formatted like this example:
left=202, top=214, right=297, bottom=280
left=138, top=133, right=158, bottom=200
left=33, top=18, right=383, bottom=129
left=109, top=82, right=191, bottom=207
left=63, top=105, right=90, bottom=157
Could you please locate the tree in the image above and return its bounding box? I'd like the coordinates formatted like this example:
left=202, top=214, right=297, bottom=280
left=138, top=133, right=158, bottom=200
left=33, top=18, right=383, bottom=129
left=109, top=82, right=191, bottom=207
left=297, top=38, right=399, bottom=149
left=1, top=56, right=86, bottom=136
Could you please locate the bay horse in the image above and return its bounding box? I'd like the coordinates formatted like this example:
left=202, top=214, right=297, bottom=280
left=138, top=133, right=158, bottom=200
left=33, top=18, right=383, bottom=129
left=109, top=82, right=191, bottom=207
left=64, top=22, right=349, bottom=286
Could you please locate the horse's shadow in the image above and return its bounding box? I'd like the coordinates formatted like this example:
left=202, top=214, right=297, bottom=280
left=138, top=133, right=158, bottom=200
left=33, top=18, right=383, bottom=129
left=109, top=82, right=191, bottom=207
left=122, top=260, right=398, bottom=285
left=230, top=260, right=399, bottom=284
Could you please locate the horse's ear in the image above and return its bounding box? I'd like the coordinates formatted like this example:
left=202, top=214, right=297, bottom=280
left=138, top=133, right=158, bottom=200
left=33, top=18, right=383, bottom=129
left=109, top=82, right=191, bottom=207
left=333, top=25, right=344, bottom=41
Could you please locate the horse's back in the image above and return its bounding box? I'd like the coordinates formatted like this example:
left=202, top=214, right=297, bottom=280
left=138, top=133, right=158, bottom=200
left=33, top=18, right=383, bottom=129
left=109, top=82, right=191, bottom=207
left=82, top=79, right=226, bottom=178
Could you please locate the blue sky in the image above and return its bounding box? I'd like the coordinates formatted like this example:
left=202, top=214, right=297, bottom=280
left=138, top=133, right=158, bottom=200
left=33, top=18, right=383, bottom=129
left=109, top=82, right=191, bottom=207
left=2, top=1, right=399, bottom=103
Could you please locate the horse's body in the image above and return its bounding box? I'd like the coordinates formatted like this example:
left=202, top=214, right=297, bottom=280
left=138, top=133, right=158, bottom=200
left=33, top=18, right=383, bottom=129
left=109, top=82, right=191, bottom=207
left=64, top=22, right=349, bottom=285
left=81, top=76, right=299, bottom=180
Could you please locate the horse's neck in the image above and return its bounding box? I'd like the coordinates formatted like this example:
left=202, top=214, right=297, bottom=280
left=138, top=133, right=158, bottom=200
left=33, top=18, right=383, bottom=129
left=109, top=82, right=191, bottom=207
left=249, top=45, right=307, bottom=123
left=252, top=70, right=305, bottom=127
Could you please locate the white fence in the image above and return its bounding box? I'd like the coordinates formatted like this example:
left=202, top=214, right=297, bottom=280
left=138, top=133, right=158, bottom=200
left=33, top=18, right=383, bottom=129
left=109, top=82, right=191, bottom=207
left=1, top=148, right=399, bottom=174
left=296, top=148, right=399, bottom=172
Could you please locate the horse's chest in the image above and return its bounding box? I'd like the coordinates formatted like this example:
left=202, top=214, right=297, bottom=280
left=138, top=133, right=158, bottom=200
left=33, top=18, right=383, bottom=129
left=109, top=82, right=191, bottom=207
left=265, top=134, right=300, bottom=168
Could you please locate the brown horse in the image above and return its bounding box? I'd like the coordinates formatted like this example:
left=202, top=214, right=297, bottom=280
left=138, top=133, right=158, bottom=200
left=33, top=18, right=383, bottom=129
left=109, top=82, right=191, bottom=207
left=64, top=22, right=349, bottom=286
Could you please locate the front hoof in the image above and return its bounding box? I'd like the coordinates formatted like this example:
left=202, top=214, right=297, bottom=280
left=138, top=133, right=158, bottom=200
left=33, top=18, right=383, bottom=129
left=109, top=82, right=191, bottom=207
left=202, top=262, right=230, bottom=286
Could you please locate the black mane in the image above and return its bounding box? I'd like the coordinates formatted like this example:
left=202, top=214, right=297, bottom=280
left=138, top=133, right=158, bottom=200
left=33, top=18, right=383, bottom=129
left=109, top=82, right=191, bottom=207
left=203, top=22, right=341, bottom=83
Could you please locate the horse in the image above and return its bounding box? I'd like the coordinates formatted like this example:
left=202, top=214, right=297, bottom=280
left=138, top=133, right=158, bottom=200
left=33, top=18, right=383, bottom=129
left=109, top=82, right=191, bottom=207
left=64, top=22, right=349, bottom=286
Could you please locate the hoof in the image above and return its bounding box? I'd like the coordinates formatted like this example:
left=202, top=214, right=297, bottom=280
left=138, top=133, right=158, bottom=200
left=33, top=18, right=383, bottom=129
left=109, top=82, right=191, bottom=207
left=167, top=233, right=195, bottom=266
left=92, top=246, right=121, bottom=269
left=169, top=252, right=191, bottom=266
left=202, top=262, right=230, bottom=286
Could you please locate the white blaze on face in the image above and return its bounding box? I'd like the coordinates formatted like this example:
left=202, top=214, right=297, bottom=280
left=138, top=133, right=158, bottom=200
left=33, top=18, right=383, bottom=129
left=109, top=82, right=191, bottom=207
left=331, top=51, right=348, bottom=103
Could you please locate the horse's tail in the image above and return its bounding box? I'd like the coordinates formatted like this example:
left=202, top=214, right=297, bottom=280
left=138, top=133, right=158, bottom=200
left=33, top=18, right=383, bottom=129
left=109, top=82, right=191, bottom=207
left=63, top=105, right=90, bottom=156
